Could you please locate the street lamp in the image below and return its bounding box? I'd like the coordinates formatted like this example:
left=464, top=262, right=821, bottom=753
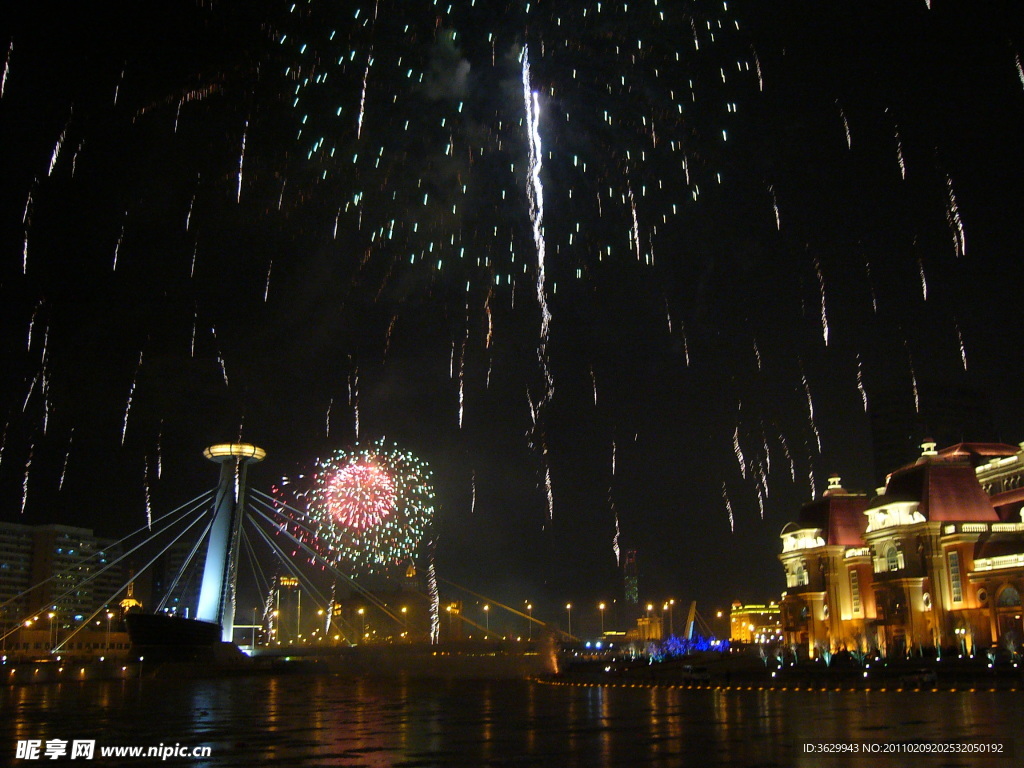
left=565, top=603, right=573, bottom=638
left=358, top=608, right=365, bottom=642
left=483, top=604, right=489, bottom=634
left=668, top=599, right=675, bottom=636
left=526, top=603, right=533, bottom=641
left=401, top=606, right=408, bottom=638
left=105, top=612, right=113, bottom=651
left=48, top=612, right=55, bottom=652
left=599, top=602, right=606, bottom=634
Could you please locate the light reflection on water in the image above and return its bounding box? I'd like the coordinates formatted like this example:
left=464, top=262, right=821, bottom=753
left=1, top=676, right=1021, bottom=767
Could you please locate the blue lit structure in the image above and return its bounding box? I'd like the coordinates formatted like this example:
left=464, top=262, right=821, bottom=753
left=195, top=444, right=266, bottom=642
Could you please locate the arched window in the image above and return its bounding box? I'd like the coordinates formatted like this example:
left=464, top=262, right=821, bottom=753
left=885, top=545, right=901, bottom=572
left=997, top=586, right=1022, bottom=607
left=794, top=564, right=808, bottom=587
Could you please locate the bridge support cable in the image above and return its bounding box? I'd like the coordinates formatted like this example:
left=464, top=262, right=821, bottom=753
left=153, top=513, right=216, bottom=614
left=245, top=516, right=337, bottom=618
left=0, top=489, right=214, bottom=616
left=0, top=494, right=214, bottom=645
left=248, top=488, right=322, bottom=535
left=239, top=523, right=272, bottom=606
left=438, top=578, right=546, bottom=628
left=54, top=508, right=215, bottom=652
left=246, top=501, right=404, bottom=627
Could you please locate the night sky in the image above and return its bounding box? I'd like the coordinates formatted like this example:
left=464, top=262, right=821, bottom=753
left=2, top=0, right=1024, bottom=630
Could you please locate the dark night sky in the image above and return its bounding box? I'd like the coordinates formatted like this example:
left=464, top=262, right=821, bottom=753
left=2, top=0, right=1024, bottom=632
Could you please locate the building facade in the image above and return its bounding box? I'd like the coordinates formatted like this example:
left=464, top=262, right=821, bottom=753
left=0, top=522, right=125, bottom=626
left=779, top=441, right=1024, bottom=658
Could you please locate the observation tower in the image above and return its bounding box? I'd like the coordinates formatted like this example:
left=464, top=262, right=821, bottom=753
left=195, top=443, right=265, bottom=642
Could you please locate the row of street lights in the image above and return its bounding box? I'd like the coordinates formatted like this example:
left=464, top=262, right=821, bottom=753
left=18, top=610, right=117, bottom=652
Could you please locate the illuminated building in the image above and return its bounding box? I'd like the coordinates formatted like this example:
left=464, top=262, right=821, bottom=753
left=778, top=440, right=1024, bottom=657
left=729, top=601, right=782, bottom=645
left=0, top=522, right=125, bottom=621
left=267, top=575, right=301, bottom=645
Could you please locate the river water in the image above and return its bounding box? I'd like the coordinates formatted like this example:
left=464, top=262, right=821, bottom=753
left=2, top=674, right=1021, bottom=766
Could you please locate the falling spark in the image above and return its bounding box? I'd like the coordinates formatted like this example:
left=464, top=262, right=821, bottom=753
left=721, top=481, right=734, bottom=532
left=236, top=119, right=248, bottom=203
left=22, top=371, right=39, bottom=412
left=263, top=259, right=273, bottom=302
left=779, top=430, right=796, bottom=482
left=628, top=183, right=641, bottom=261
left=916, top=253, right=928, bottom=301
left=681, top=321, right=691, bottom=367
left=542, top=452, right=554, bottom=522
left=732, top=424, right=747, bottom=478
left=112, top=218, right=126, bottom=270
left=801, top=368, right=822, bottom=453
left=26, top=300, right=41, bottom=350
left=523, top=45, right=553, bottom=403
left=427, top=558, right=440, bottom=644
left=144, top=459, right=153, bottom=530
left=21, top=441, right=33, bottom=514
left=156, top=422, right=163, bottom=479
left=350, top=368, right=360, bottom=440
left=856, top=354, right=868, bottom=412
left=114, top=64, right=125, bottom=105
left=611, top=507, right=621, bottom=566
left=57, top=428, right=74, bottom=491
left=211, top=327, right=229, bottom=387
left=325, top=397, right=333, bottom=437
left=357, top=50, right=372, bottom=139
left=190, top=310, right=197, bottom=357
left=813, top=256, right=829, bottom=346
left=71, top=139, right=84, bottom=176
left=590, top=366, right=598, bottom=405
left=753, top=338, right=762, bottom=370
left=185, top=194, right=195, bottom=230
left=48, top=110, right=72, bottom=177
left=807, top=443, right=818, bottom=499
left=945, top=172, right=966, bottom=258
left=768, top=183, right=781, bottom=230
left=864, top=258, right=878, bottom=313
left=1016, top=52, right=1024, bottom=91
left=894, top=123, right=906, bottom=179
left=0, top=38, right=11, bottom=98
left=457, top=338, right=466, bottom=428
left=0, top=420, right=7, bottom=470
left=836, top=100, right=851, bottom=149
left=190, top=242, right=198, bottom=278
left=751, top=45, right=763, bottom=91
left=277, top=178, right=287, bottom=210
left=22, top=176, right=37, bottom=274
left=907, top=348, right=920, bottom=413
left=955, top=318, right=968, bottom=370
left=470, top=469, right=476, bottom=515
left=121, top=350, right=143, bottom=444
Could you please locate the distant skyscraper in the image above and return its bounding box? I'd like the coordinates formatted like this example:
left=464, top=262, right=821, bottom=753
left=150, top=537, right=205, bottom=618
left=0, top=522, right=125, bottom=622
left=623, top=549, right=639, bottom=606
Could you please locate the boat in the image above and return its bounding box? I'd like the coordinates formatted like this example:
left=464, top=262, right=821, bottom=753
left=125, top=612, right=221, bottom=647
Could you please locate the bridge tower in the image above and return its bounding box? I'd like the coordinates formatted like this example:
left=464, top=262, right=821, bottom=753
left=196, top=443, right=265, bottom=642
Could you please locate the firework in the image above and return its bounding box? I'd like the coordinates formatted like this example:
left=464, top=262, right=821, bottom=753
left=277, top=440, right=435, bottom=574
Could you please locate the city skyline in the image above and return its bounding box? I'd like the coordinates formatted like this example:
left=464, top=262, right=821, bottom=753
left=2, top=0, right=1024, bottom=615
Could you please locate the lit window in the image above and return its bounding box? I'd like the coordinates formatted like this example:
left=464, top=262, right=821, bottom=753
left=948, top=551, right=962, bottom=603
left=850, top=571, right=861, bottom=615
left=885, top=545, right=903, bottom=572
